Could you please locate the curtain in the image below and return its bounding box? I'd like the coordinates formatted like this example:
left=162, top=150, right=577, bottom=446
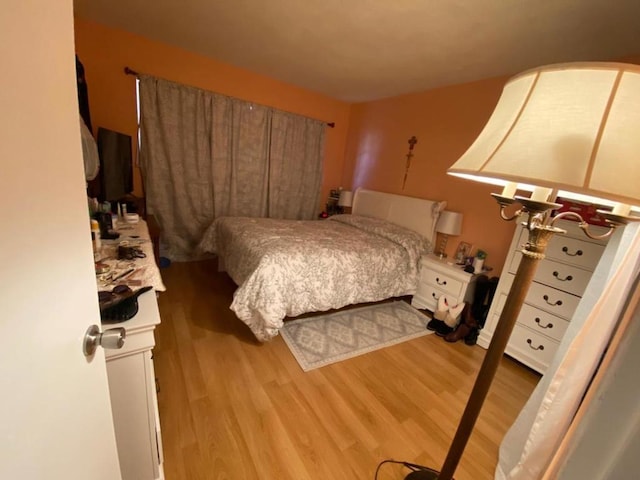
left=495, top=222, right=640, bottom=479
left=138, top=76, right=325, bottom=261
left=548, top=282, right=640, bottom=478
left=210, top=96, right=272, bottom=219
left=268, top=111, right=325, bottom=219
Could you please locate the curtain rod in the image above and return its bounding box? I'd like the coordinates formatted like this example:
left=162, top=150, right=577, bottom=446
left=124, top=66, right=335, bottom=128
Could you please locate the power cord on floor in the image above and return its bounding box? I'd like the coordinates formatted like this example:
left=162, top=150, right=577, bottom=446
left=374, top=459, right=432, bottom=479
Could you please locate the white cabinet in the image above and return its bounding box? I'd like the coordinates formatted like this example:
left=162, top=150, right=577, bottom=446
left=412, top=254, right=477, bottom=311
left=478, top=219, right=608, bottom=374
left=105, top=289, right=164, bottom=480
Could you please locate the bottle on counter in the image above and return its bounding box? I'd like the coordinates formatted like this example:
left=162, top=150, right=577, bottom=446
left=91, top=219, right=101, bottom=259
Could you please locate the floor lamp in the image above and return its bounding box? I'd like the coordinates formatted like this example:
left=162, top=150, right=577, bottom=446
left=406, top=62, right=640, bottom=480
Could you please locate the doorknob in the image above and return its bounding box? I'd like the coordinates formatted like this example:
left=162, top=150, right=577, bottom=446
left=83, top=324, right=126, bottom=356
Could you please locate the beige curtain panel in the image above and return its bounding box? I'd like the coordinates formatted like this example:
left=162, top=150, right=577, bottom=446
left=138, top=76, right=325, bottom=261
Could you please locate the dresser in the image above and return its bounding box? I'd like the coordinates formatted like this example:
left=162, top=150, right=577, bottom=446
left=105, top=292, right=164, bottom=480
left=411, top=254, right=477, bottom=312
left=99, top=219, right=165, bottom=480
left=477, top=219, right=609, bottom=373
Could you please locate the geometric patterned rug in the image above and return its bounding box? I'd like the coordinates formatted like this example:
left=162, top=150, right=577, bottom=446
left=281, top=301, right=432, bottom=371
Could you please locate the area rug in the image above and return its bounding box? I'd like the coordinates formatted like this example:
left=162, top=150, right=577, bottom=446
left=280, top=301, right=432, bottom=371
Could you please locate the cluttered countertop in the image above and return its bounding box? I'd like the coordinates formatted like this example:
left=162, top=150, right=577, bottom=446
left=92, top=213, right=166, bottom=323
left=94, top=217, right=166, bottom=293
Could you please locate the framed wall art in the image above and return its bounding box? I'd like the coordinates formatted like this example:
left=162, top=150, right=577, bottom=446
left=454, top=241, right=472, bottom=265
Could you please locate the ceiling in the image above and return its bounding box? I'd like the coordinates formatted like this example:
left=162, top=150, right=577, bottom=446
left=74, top=0, right=640, bottom=102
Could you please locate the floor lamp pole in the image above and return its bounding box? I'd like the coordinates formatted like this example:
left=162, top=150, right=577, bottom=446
left=438, top=226, right=555, bottom=479
left=406, top=209, right=561, bottom=480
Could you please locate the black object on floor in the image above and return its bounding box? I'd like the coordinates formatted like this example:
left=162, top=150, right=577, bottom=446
left=426, top=317, right=445, bottom=331
left=435, top=323, right=454, bottom=337
left=404, top=468, right=441, bottom=479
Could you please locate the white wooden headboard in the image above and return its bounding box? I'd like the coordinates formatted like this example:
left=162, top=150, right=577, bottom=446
left=351, top=188, right=446, bottom=243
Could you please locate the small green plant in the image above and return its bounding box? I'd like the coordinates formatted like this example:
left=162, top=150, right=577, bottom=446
left=476, top=249, right=487, bottom=260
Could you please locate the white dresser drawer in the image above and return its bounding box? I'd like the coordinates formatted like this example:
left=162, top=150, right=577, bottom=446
left=420, top=268, right=463, bottom=298
left=534, top=260, right=592, bottom=297
left=510, top=228, right=605, bottom=272
left=517, top=304, right=569, bottom=342
left=506, top=324, right=561, bottom=373
left=525, top=282, right=581, bottom=319
left=546, top=236, right=605, bottom=270
left=508, top=255, right=591, bottom=296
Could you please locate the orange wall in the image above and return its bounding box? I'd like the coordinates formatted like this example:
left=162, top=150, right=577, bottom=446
left=345, top=77, right=518, bottom=275
left=344, top=54, right=640, bottom=275
left=73, top=18, right=351, bottom=206
left=75, top=16, right=640, bottom=275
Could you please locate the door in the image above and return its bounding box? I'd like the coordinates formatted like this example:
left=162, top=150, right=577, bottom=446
left=0, top=1, right=121, bottom=479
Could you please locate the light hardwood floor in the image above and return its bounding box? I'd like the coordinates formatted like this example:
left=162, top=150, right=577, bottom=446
left=154, top=260, right=540, bottom=480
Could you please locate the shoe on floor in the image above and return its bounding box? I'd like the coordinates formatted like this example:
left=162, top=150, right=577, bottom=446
left=433, top=295, right=450, bottom=321
left=444, top=302, right=465, bottom=329
left=435, top=323, right=454, bottom=337
left=427, top=318, right=445, bottom=331
left=464, top=327, right=480, bottom=345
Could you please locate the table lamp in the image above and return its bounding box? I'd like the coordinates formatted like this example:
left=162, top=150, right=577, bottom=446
left=405, top=62, right=640, bottom=479
left=435, top=211, right=463, bottom=258
left=338, top=190, right=353, bottom=213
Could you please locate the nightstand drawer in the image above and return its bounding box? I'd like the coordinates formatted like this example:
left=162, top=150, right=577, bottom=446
left=517, top=304, right=569, bottom=342
left=413, top=283, right=444, bottom=311
left=420, top=268, right=463, bottom=298
left=414, top=254, right=476, bottom=313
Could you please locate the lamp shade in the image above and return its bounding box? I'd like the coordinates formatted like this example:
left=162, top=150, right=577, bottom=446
left=436, top=211, right=463, bottom=236
left=338, top=190, right=353, bottom=207
left=448, top=62, right=640, bottom=207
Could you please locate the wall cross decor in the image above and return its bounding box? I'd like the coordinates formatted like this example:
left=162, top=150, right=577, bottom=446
left=402, top=135, right=418, bottom=190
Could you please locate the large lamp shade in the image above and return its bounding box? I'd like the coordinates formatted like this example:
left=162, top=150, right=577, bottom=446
left=448, top=62, right=640, bottom=208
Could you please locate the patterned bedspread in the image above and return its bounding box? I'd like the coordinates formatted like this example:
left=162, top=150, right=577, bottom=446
left=198, top=214, right=432, bottom=341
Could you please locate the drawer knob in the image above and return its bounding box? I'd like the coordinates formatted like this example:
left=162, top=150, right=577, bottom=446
left=436, top=277, right=447, bottom=286
left=543, top=294, right=563, bottom=307
left=527, top=338, right=545, bottom=351
left=432, top=292, right=438, bottom=299
left=534, top=317, right=554, bottom=329
left=562, top=246, right=583, bottom=257
left=552, top=271, right=573, bottom=282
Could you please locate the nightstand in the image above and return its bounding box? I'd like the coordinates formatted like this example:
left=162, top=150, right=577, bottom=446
left=411, top=254, right=478, bottom=312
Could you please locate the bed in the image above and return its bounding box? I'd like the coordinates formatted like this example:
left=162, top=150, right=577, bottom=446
left=198, top=189, right=446, bottom=341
